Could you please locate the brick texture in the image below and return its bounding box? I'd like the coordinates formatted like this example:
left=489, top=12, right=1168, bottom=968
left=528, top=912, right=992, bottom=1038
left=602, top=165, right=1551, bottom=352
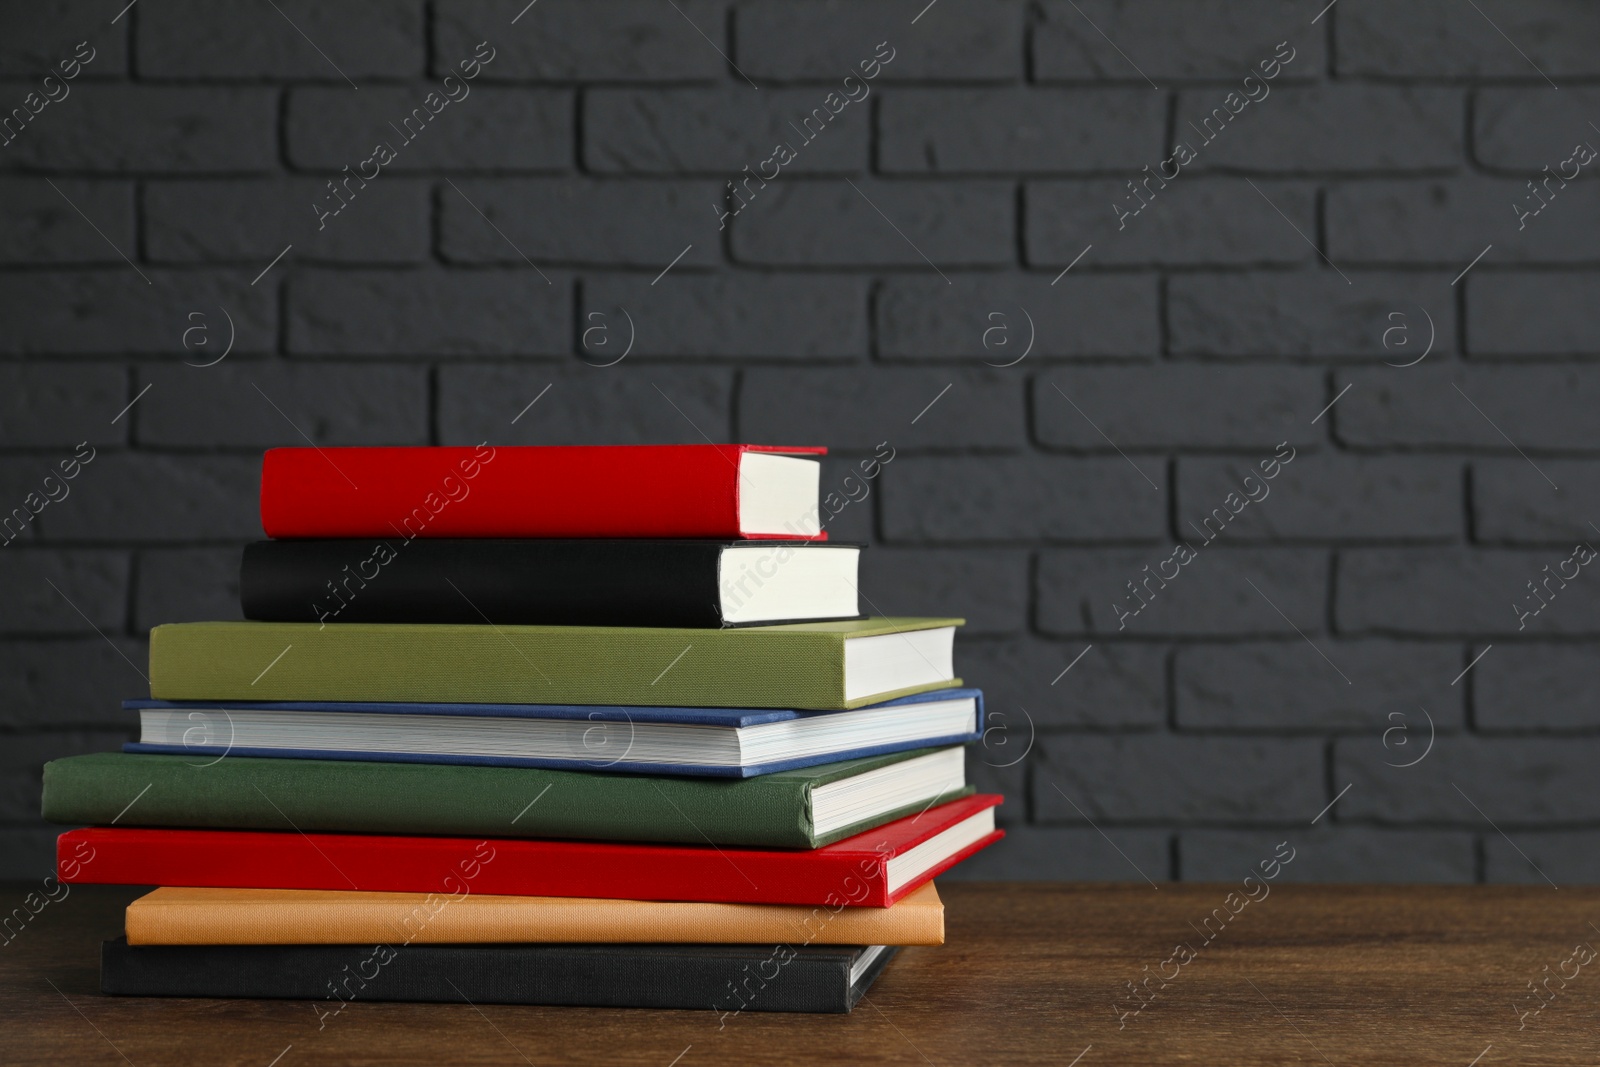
left=0, top=0, right=1596, bottom=883
left=1336, top=0, right=1600, bottom=79
left=0, top=178, right=134, bottom=264
left=136, top=0, right=424, bottom=80
left=1033, top=1, right=1325, bottom=83
left=1181, top=829, right=1475, bottom=884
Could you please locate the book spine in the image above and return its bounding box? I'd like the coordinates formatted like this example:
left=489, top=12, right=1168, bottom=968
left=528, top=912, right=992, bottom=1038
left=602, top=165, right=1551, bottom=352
left=148, top=622, right=855, bottom=709
left=260, top=445, right=756, bottom=539
left=59, top=827, right=896, bottom=906
left=240, top=539, right=728, bottom=628
left=42, top=754, right=823, bottom=848
left=101, top=940, right=858, bottom=1012
left=122, top=888, right=946, bottom=945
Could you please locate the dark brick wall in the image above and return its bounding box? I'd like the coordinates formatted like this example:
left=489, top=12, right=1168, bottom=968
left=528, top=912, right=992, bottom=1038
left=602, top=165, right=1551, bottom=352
left=1, top=0, right=1597, bottom=883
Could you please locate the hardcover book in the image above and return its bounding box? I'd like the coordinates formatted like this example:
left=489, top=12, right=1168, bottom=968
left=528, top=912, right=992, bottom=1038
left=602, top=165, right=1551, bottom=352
left=146, top=617, right=962, bottom=710
left=59, top=795, right=1003, bottom=907
left=101, top=938, right=898, bottom=1014
left=241, top=539, right=864, bottom=628
left=259, top=444, right=830, bottom=540
left=122, top=882, right=946, bottom=946
left=122, top=688, right=983, bottom=777
left=42, top=747, right=973, bottom=849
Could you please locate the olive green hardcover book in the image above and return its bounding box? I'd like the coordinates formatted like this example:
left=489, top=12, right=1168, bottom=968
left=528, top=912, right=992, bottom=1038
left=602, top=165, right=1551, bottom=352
left=41, top=748, right=975, bottom=849
left=147, top=618, right=962, bottom=710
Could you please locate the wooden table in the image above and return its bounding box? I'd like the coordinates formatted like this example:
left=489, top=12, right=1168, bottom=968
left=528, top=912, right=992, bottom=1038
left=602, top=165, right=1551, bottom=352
left=3, top=881, right=1597, bottom=1065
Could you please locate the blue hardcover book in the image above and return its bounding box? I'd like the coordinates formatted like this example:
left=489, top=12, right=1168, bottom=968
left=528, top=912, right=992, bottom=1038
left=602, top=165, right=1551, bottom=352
left=122, top=687, right=983, bottom=778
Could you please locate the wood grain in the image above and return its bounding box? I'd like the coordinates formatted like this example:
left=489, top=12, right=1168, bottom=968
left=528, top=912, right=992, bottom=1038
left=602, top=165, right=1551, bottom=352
left=3, top=881, right=1598, bottom=1065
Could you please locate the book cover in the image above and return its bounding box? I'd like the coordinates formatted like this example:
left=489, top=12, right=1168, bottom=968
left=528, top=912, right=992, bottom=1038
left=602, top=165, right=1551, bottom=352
left=58, top=796, right=1003, bottom=907
left=42, top=748, right=974, bottom=849
left=101, top=938, right=898, bottom=1014
left=259, top=444, right=829, bottom=540
left=146, top=617, right=962, bottom=710
left=122, top=882, right=946, bottom=946
left=121, top=688, right=983, bottom=777
left=240, top=538, right=864, bottom=628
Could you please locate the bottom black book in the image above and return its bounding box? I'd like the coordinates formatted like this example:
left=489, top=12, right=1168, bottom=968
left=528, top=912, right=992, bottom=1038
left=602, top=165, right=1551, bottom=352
left=101, top=938, right=899, bottom=1014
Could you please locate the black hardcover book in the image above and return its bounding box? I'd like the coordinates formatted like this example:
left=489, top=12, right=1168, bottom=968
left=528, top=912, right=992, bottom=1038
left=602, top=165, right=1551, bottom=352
left=101, top=939, right=898, bottom=1014
left=240, top=539, right=864, bottom=628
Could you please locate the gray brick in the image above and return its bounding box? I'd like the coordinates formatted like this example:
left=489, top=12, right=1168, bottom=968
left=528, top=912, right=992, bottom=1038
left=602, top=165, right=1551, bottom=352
left=878, top=274, right=1159, bottom=360
left=1026, top=179, right=1317, bottom=267
left=0, top=178, right=134, bottom=264
left=1338, top=735, right=1600, bottom=825
left=1177, top=455, right=1461, bottom=542
left=946, top=826, right=1172, bottom=882
left=0, top=550, right=125, bottom=635
left=1336, top=549, right=1600, bottom=637
left=1179, top=87, right=1461, bottom=174
left=0, top=729, right=135, bottom=773
left=1327, top=180, right=1600, bottom=265
left=1473, top=460, right=1600, bottom=544
left=1474, top=88, right=1600, bottom=172
left=1037, top=548, right=1327, bottom=637
left=1036, top=734, right=1324, bottom=823
left=1485, top=832, right=1600, bottom=885
left=879, top=89, right=1164, bottom=175
left=581, top=275, right=866, bottom=359
left=883, top=458, right=1166, bottom=544
left=440, top=179, right=716, bottom=268
left=135, top=363, right=429, bottom=448
left=145, top=179, right=431, bottom=264
left=859, top=549, right=1028, bottom=637
left=731, top=180, right=1013, bottom=268
left=1335, top=366, right=1600, bottom=451
left=0, top=462, right=45, bottom=547
left=0, top=1, right=125, bottom=78
left=1337, top=0, right=1600, bottom=78
left=0, top=365, right=127, bottom=447
left=0, top=270, right=277, bottom=357
left=1170, top=271, right=1459, bottom=359
left=287, top=87, right=571, bottom=172
left=288, top=270, right=566, bottom=357
left=736, top=1, right=1023, bottom=82
left=964, top=751, right=1028, bottom=827
left=739, top=369, right=1024, bottom=450
left=811, top=456, right=877, bottom=543
left=1037, top=367, right=1323, bottom=449
left=0, top=638, right=148, bottom=731
left=0, top=732, right=135, bottom=823
left=135, top=548, right=243, bottom=631
left=1475, top=644, right=1600, bottom=733
left=1468, top=272, right=1600, bottom=357
left=585, top=88, right=867, bottom=174
left=1175, top=641, right=1465, bottom=732
left=137, top=0, right=423, bottom=79
left=0, top=827, right=64, bottom=878
left=435, top=0, right=723, bottom=81
left=438, top=365, right=733, bottom=446
left=1181, top=830, right=1475, bottom=884
left=1034, top=1, right=1322, bottom=82
left=956, top=639, right=1167, bottom=730
left=0, top=87, right=276, bottom=172
left=38, top=454, right=262, bottom=543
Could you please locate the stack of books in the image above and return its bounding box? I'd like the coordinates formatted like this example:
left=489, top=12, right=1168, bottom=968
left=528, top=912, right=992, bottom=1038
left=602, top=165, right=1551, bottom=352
left=41, top=443, right=1003, bottom=1015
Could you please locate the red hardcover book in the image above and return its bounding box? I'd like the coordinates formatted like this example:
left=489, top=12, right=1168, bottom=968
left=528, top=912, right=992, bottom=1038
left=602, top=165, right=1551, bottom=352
left=58, top=796, right=1002, bottom=908
left=259, top=444, right=830, bottom=540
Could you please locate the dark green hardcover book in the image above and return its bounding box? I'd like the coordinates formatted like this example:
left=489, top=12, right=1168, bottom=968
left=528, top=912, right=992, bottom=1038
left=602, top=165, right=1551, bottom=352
left=42, top=748, right=974, bottom=849
left=147, top=617, right=962, bottom=710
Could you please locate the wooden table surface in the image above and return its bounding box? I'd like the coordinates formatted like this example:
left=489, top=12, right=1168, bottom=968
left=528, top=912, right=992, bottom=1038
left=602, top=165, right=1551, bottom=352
left=4, top=880, right=1598, bottom=1065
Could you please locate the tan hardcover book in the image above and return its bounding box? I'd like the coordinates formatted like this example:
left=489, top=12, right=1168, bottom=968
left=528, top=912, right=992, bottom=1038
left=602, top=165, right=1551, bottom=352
left=123, top=883, right=945, bottom=947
